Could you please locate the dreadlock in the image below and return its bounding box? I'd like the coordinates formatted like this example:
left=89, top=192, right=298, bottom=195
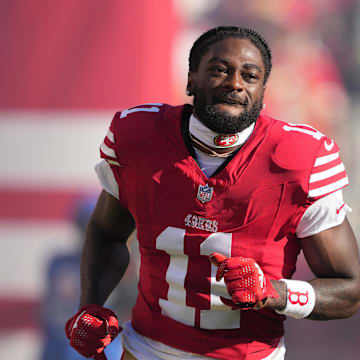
left=189, top=26, right=272, bottom=83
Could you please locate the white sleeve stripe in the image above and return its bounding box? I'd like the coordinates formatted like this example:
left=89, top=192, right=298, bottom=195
left=314, top=152, right=339, bottom=166
left=308, top=177, right=349, bottom=198
left=100, top=141, right=116, bottom=158
left=106, top=129, right=115, bottom=143
left=309, top=163, right=345, bottom=183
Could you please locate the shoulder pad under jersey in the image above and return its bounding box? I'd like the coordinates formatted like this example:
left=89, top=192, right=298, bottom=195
left=111, top=103, right=173, bottom=145
left=272, top=122, right=325, bottom=171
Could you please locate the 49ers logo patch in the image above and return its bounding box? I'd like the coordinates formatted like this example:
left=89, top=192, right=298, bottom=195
left=213, top=134, right=239, bottom=147
left=184, top=214, right=218, bottom=232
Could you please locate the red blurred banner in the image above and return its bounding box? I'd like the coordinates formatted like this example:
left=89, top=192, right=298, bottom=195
left=0, top=0, right=179, bottom=109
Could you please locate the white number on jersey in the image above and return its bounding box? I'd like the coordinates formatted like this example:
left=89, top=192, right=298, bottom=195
left=156, top=227, right=241, bottom=330
left=120, top=103, right=163, bottom=118
left=282, top=123, right=324, bottom=140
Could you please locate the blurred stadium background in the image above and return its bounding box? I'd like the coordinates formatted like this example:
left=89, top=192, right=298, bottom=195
left=1, top=1, right=360, bottom=359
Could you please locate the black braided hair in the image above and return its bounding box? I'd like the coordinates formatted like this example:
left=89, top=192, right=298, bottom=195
left=189, top=26, right=272, bottom=83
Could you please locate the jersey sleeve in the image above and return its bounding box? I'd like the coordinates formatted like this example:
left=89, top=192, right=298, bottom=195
left=296, top=189, right=352, bottom=238
left=307, top=137, right=348, bottom=200
left=296, top=137, right=350, bottom=238
left=100, top=113, right=122, bottom=167
left=95, top=104, right=168, bottom=204
left=95, top=112, right=122, bottom=199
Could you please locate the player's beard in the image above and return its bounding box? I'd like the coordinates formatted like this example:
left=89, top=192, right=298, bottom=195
left=193, top=91, right=263, bottom=134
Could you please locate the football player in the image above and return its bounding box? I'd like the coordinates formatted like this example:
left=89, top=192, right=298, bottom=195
left=65, top=26, right=360, bottom=360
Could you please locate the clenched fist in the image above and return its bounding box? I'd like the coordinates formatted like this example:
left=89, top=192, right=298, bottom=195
left=65, top=304, right=120, bottom=359
left=210, top=253, right=278, bottom=309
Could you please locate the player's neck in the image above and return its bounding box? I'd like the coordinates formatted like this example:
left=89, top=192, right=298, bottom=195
left=189, top=114, right=255, bottom=157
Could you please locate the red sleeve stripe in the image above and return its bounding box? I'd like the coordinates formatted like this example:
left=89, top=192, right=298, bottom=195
left=99, top=128, right=120, bottom=166
left=100, top=148, right=121, bottom=166
left=313, top=156, right=342, bottom=173
left=104, top=135, right=115, bottom=149
left=309, top=171, right=347, bottom=190
left=100, top=141, right=116, bottom=159
left=308, top=176, right=349, bottom=198
left=309, top=163, right=345, bottom=183
left=314, top=152, right=339, bottom=167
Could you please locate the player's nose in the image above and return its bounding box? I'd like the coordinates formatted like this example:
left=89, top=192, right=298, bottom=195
left=225, top=71, right=244, bottom=91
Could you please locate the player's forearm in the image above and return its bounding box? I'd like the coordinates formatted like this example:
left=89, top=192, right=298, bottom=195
left=265, top=277, right=360, bottom=320
left=307, top=277, right=360, bottom=320
left=79, top=220, right=130, bottom=307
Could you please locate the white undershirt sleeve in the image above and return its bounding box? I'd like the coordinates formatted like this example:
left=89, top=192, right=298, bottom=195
left=296, top=189, right=351, bottom=238
left=94, top=160, right=119, bottom=199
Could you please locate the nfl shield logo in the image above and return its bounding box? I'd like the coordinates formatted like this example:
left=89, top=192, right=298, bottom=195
left=197, top=183, right=214, bottom=203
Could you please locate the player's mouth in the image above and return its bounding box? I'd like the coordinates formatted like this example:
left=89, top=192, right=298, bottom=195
left=213, top=96, right=248, bottom=107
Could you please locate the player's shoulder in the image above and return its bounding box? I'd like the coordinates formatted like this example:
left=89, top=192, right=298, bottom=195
left=264, top=115, right=326, bottom=141
left=263, top=115, right=338, bottom=170
left=107, top=102, right=184, bottom=148
left=112, top=103, right=182, bottom=126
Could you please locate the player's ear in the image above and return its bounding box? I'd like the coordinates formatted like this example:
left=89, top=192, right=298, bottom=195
left=186, top=71, right=194, bottom=96
left=261, top=84, right=266, bottom=106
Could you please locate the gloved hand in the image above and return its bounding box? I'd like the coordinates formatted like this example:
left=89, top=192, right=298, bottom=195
left=210, top=253, right=278, bottom=309
left=65, top=304, right=120, bottom=359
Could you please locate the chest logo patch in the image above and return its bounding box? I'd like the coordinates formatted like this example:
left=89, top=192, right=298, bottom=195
left=197, top=183, right=214, bottom=203
left=213, top=134, right=238, bottom=147
left=184, top=214, right=218, bottom=232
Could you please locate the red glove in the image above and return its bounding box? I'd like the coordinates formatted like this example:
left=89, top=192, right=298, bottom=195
left=210, top=253, right=278, bottom=309
left=65, top=304, right=120, bottom=360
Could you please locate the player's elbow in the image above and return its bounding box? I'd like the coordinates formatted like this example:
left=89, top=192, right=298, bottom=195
left=344, top=275, right=360, bottom=318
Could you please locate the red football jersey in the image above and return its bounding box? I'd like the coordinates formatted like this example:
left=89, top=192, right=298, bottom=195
left=99, top=103, right=348, bottom=359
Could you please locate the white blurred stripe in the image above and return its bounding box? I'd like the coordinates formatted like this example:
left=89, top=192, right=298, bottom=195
left=314, top=152, right=339, bottom=167
left=107, top=129, right=115, bottom=143
left=0, top=111, right=113, bottom=189
left=309, top=163, right=345, bottom=183
left=0, top=221, right=77, bottom=296
left=308, top=177, right=349, bottom=198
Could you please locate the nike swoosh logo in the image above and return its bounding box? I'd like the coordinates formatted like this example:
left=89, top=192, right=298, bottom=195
left=324, top=139, right=334, bottom=151
left=336, top=203, right=345, bottom=214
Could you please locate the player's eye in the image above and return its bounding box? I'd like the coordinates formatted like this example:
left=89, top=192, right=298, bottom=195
left=209, top=66, right=227, bottom=74
left=243, top=73, right=258, bottom=82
